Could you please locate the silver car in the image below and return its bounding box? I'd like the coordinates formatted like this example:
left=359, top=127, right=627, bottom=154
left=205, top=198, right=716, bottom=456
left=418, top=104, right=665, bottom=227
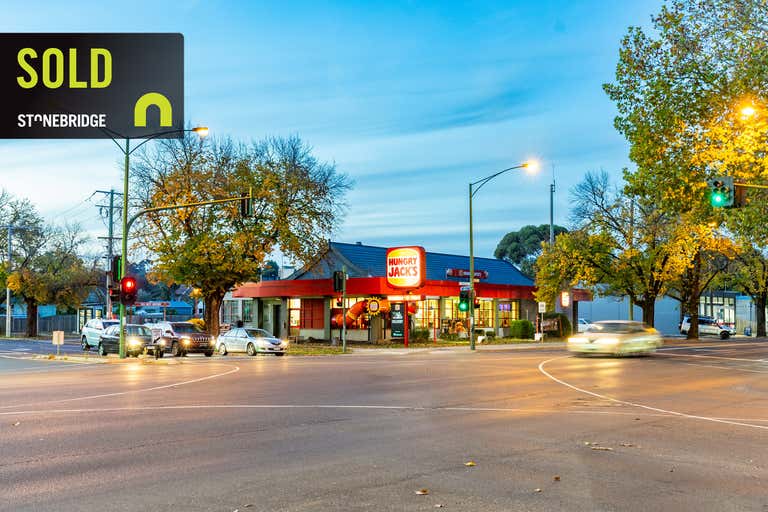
left=567, top=320, right=663, bottom=356
left=81, top=318, right=119, bottom=351
left=216, top=328, right=287, bottom=356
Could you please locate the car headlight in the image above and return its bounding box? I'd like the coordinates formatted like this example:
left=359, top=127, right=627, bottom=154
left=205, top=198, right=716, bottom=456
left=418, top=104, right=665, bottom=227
left=599, top=337, right=619, bottom=345
left=567, top=337, right=582, bottom=343
left=182, top=337, right=191, bottom=345
left=157, top=339, right=166, bottom=347
left=127, top=338, right=142, bottom=347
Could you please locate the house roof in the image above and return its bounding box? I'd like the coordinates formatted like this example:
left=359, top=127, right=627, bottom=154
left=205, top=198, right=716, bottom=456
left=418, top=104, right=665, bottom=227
left=290, top=241, right=534, bottom=287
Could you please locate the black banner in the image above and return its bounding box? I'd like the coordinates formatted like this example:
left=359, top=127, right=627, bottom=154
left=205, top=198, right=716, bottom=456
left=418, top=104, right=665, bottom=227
left=0, top=33, right=184, bottom=139
left=391, top=303, right=404, bottom=338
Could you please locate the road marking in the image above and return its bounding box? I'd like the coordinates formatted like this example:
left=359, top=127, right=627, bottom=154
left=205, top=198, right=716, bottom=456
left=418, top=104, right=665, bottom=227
left=0, top=364, right=240, bottom=410
left=658, top=352, right=768, bottom=363
left=538, top=356, right=768, bottom=431
left=680, top=362, right=768, bottom=374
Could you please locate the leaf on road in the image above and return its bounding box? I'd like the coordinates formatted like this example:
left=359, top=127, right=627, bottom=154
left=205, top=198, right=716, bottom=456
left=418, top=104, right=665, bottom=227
left=464, top=461, right=476, bottom=467
left=534, top=488, right=542, bottom=493
left=553, top=476, right=561, bottom=481
left=12, top=421, right=20, bottom=427
left=590, top=446, right=614, bottom=451
left=619, top=443, right=635, bottom=447
left=434, top=505, right=444, bottom=508
left=415, top=489, right=429, bottom=495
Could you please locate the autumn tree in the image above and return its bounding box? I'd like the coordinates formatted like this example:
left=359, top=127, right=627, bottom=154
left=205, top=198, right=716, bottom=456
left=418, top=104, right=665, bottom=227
left=131, top=134, right=351, bottom=335
left=535, top=172, right=696, bottom=326
left=494, top=224, right=568, bottom=278
left=604, top=0, right=767, bottom=336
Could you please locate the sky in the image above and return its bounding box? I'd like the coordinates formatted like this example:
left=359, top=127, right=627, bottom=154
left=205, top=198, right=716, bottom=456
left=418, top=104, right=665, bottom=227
left=0, top=0, right=663, bottom=265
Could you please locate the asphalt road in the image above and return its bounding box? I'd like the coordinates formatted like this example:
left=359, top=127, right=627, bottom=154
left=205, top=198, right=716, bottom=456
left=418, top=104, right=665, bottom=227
left=1, top=340, right=767, bottom=511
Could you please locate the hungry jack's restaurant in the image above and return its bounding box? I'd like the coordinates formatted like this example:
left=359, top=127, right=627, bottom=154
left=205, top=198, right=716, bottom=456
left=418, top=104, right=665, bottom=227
left=226, top=241, right=549, bottom=342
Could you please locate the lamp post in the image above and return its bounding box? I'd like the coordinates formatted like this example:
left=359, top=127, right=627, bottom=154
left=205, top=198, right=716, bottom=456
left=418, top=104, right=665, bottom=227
left=468, top=160, right=539, bottom=350
left=109, top=126, right=209, bottom=358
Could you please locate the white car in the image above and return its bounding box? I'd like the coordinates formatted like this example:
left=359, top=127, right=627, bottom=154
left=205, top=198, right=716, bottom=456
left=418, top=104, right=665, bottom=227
left=679, top=316, right=734, bottom=339
left=577, top=318, right=593, bottom=332
left=568, top=320, right=663, bottom=356
left=81, top=318, right=119, bottom=351
left=216, top=328, right=287, bottom=356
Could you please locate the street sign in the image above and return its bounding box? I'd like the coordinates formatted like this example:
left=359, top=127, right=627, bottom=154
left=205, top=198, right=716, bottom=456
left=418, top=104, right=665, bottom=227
left=538, top=302, right=547, bottom=313
left=52, top=331, right=64, bottom=345
left=134, top=301, right=170, bottom=307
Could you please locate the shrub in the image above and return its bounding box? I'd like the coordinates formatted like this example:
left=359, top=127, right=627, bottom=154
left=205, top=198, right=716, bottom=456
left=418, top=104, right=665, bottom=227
left=411, top=328, right=430, bottom=342
left=508, top=320, right=535, bottom=339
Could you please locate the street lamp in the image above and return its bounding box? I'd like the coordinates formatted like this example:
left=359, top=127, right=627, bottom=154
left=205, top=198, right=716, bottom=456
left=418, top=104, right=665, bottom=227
left=108, top=126, right=209, bottom=358
left=468, top=159, right=539, bottom=350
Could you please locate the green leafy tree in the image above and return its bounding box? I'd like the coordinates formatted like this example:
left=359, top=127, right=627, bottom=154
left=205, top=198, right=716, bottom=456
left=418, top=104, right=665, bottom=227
left=494, top=224, right=568, bottom=277
left=132, top=134, right=351, bottom=335
left=603, top=0, right=768, bottom=336
left=729, top=243, right=768, bottom=337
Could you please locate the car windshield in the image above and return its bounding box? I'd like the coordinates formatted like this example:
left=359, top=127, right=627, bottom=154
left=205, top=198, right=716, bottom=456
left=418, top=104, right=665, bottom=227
left=103, top=321, right=118, bottom=328
left=171, top=323, right=203, bottom=333
left=245, top=329, right=273, bottom=338
left=125, top=325, right=150, bottom=336
left=586, top=322, right=640, bottom=334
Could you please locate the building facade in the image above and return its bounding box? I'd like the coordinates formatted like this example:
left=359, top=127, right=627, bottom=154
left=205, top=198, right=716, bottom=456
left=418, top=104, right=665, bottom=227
left=225, top=242, right=546, bottom=342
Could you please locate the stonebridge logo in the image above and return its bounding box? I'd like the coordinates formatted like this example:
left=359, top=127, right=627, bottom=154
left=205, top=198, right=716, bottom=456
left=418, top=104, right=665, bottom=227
left=386, top=246, right=426, bottom=289
left=0, top=33, right=184, bottom=138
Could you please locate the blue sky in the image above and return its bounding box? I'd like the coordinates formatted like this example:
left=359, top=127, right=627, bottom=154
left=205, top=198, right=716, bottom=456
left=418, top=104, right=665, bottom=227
left=0, top=0, right=662, bottom=262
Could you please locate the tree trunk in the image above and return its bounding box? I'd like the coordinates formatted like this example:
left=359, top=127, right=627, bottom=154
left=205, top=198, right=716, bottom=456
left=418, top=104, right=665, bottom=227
left=755, top=295, right=767, bottom=338
left=686, top=251, right=702, bottom=339
left=25, top=298, right=38, bottom=337
left=204, top=292, right=225, bottom=337
left=640, top=298, right=656, bottom=326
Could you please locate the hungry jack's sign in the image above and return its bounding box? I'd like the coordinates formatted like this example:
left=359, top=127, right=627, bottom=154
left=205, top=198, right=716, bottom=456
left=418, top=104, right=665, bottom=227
left=386, top=246, right=426, bottom=289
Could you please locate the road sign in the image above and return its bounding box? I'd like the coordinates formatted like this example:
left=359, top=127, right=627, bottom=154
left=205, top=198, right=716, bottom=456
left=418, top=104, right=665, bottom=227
left=52, top=331, right=64, bottom=345
left=134, top=301, right=170, bottom=307
left=538, top=302, right=547, bottom=313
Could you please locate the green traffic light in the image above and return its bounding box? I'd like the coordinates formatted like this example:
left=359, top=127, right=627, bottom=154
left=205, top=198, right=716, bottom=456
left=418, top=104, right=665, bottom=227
left=710, top=191, right=726, bottom=207
left=458, top=301, right=469, bottom=312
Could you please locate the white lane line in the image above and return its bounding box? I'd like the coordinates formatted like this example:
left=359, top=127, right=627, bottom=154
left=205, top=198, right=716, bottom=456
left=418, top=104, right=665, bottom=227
left=681, top=362, right=768, bottom=374
left=658, top=352, right=768, bottom=363
left=0, top=364, right=240, bottom=410
left=538, top=356, right=768, bottom=431
left=2, top=403, right=767, bottom=424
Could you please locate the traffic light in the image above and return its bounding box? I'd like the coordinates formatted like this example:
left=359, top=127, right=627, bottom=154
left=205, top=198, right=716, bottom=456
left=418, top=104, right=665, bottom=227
left=239, top=192, right=252, bottom=217
left=708, top=176, right=734, bottom=207
left=474, top=295, right=480, bottom=309
left=119, top=276, right=138, bottom=306
left=458, top=289, right=470, bottom=312
left=333, top=270, right=346, bottom=292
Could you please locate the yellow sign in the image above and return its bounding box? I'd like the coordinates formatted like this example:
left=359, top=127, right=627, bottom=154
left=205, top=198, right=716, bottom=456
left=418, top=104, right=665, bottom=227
left=386, top=246, right=426, bottom=289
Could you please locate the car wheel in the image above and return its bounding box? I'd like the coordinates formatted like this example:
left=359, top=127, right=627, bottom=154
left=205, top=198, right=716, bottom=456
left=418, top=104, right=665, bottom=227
left=275, top=352, right=285, bottom=357
left=720, top=331, right=730, bottom=340
left=171, top=342, right=181, bottom=357
left=81, top=337, right=90, bottom=351
left=204, top=350, right=213, bottom=357
left=218, top=344, right=227, bottom=356
left=246, top=343, right=257, bottom=356
left=98, top=343, right=107, bottom=356
left=158, top=350, right=164, bottom=359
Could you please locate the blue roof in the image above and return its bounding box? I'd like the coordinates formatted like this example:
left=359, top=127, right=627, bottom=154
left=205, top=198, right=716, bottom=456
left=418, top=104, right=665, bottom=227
left=292, top=241, right=533, bottom=287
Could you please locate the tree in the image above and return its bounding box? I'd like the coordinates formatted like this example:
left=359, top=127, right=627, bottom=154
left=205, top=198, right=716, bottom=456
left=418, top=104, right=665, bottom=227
left=536, top=171, right=695, bottom=326
left=8, top=223, right=100, bottom=336
left=494, top=224, right=568, bottom=277
left=261, top=260, right=280, bottom=280
left=132, top=134, right=351, bottom=335
left=603, top=0, right=768, bottom=336
left=729, top=243, right=768, bottom=337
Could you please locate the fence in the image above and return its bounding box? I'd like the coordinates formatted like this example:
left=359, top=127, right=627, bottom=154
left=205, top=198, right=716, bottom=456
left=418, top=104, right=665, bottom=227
left=0, top=315, right=79, bottom=335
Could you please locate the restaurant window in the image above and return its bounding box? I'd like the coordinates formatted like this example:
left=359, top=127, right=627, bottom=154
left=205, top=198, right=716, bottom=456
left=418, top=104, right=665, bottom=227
left=498, top=301, right=520, bottom=327
left=242, top=299, right=253, bottom=323
left=300, top=298, right=325, bottom=329
left=288, top=299, right=301, bottom=337
left=221, top=300, right=240, bottom=325
left=475, top=299, right=494, bottom=328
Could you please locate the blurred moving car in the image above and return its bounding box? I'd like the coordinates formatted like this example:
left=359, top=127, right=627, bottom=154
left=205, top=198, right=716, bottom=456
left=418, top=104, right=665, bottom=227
left=567, top=320, right=663, bottom=356
left=577, top=318, right=593, bottom=332
left=146, top=321, right=214, bottom=357
left=81, top=318, right=119, bottom=351
left=97, top=324, right=153, bottom=357
left=216, top=327, right=287, bottom=356
left=679, top=316, right=734, bottom=339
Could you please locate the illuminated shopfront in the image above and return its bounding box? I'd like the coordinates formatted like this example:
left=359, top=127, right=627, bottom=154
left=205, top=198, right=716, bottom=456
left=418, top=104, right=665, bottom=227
left=228, top=241, right=543, bottom=341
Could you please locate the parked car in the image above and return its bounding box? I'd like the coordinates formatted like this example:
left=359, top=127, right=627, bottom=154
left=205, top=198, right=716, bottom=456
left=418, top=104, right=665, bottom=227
left=97, top=324, right=153, bottom=357
left=577, top=318, right=593, bottom=332
left=81, top=318, right=119, bottom=351
left=146, top=321, right=214, bottom=357
left=216, top=328, right=287, bottom=356
left=679, top=316, right=735, bottom=339
left=567, top=320, right=663, bottom=356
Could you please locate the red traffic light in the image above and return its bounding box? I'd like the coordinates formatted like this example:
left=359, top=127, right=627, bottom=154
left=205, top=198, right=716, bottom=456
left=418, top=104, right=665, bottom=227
left=120, top=276, right=138, bottom=306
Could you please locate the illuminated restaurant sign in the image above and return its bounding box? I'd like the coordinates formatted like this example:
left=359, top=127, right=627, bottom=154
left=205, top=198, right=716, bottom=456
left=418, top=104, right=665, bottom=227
left=386, top=246, right=426, bottom=289
left=445, top=268, right=488, bottom=279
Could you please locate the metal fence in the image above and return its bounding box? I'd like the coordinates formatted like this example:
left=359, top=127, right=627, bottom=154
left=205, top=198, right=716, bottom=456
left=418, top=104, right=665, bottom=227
left=0, top=315, right=79, bottom=335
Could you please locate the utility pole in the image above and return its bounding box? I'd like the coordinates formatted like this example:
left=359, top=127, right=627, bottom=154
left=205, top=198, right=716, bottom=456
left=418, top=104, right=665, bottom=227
left=96, top=189, right=122, bottom=319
